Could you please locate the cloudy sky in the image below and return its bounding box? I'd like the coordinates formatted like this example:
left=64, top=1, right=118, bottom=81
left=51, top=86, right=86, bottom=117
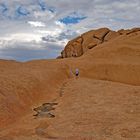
left=0, top=0, right=140, bottom=61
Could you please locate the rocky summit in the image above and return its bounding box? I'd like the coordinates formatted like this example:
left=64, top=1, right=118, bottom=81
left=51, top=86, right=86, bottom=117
left=60, top=27, right=140, bottom=58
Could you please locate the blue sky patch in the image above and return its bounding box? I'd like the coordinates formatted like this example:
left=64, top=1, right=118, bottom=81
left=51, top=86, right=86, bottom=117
left=48, top=7, right=55, bottom=13
left=16, top=6, right=30, bottom=16
left=38, top=0, right=55, bottom=13
left=59, top=16, right=87, bottom=25
left=0, top=3, right=8, bottom=13
left=38, top=0, right=47, bottom=11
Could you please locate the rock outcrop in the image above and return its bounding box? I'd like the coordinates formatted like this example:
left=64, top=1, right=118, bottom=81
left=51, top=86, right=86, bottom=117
left=60, top=27, right=140, bottom=58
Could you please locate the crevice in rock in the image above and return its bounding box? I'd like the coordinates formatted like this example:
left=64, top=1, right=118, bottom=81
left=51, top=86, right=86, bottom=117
left=59, top=81, right=67, bottom=97
left=33, top=102, right=58, bottom=118
left=93, top=35, right=101, bottom=41
left=126, top=29, right=140, bottom=35
left=80, top=36, right=84, bottom=54
left=33, top=80, right=69, bottom=118
left=88, top=44, right=97, bottom=49
left=101, top=31, right=110, bottom=43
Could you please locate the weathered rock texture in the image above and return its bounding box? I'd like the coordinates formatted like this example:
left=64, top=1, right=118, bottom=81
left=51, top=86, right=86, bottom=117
left=60, top=27, right=140, bottom=58
left=0, top=27, right=140, bottom=140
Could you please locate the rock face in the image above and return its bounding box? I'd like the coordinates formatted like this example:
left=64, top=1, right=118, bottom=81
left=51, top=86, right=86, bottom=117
left=104, top=31, right=120, bottom=41
left=61, top=36, right=83, bottom=58
left=0, top=27, right=140, bottom=140
left=60, top=27, right=140, bottom=58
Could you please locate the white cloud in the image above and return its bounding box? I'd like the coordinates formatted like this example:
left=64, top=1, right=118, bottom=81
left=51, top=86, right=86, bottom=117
left=0, top=33, right=42, bottom=42
left=28, top=21, right=46, bottom=27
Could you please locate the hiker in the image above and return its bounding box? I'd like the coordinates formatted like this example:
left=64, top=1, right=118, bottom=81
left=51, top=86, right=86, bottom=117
left=75, top=68, right=79, bottom=78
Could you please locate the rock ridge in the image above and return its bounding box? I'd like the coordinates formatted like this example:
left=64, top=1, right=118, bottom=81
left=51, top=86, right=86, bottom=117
left=59, top=27, right=140, bottom=58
